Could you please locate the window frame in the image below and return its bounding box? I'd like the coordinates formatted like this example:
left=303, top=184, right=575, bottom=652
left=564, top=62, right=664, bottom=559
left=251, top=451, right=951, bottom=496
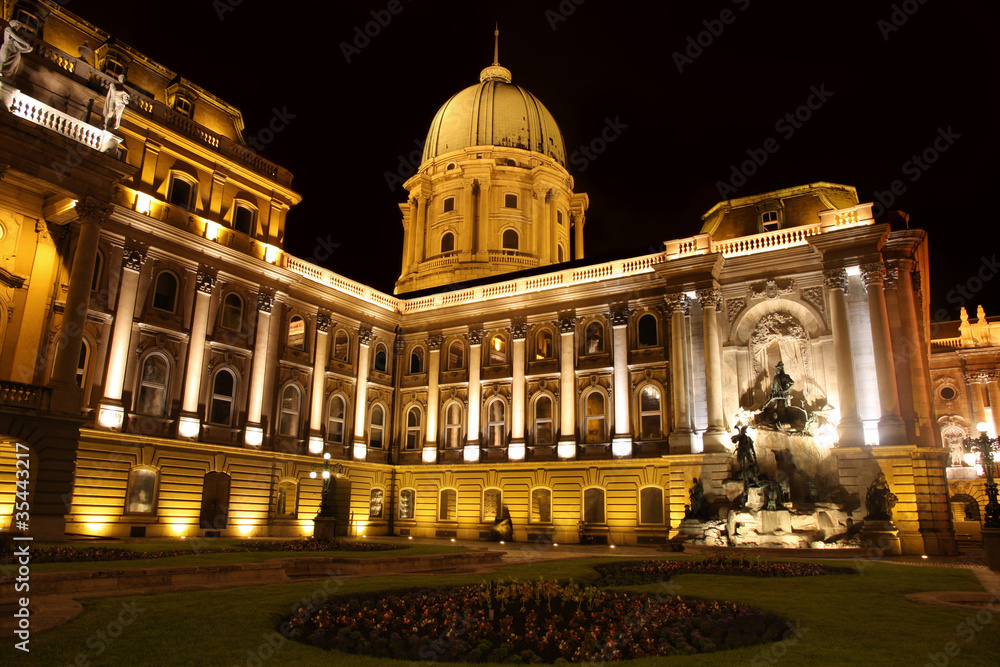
left=369, top=487, right=385, bottom=519
left=233, top=201, right=256, bottom=235
left=582, top=389, right=607, bottom=444
left=501, top=229, right=519, bottom=251
left=582, top=487, right=606, bottom=524
left=487, top=333, right=508, bottom=366
left=443, top=196, right=456, bottom=213
left=761, top=209, right=780, bottom=232
left=530, top=487, right=552, bottom=524
left=504, top=193, right=518, bottom=208
left=220, top=292, right=244, bottom=331
left=409, top=345, right=425, bottom=374
left=167, top=173, right=197, bottom=211
left=636, top=313, right=658, bottom=348
left=208, top=367, right=237, bottom=426
left=333, top=329, right=351, bottom=362
left=482, top=488, right=503, bottom=523
left=534, top=328, right=554, bottom=360
left=447, top=340, right=465, bottom=370
left=275, top=479, right=297, bottom=518
left=638, top=486, right=665, bottom=525
left=151, top=270, right=180, bottom=314
left=485, top=397, right=506, bottom=447
left=533, top=393, right=555, bottom=446
left=442, top=401, right=464, bottom=449
left=287, top=315, right=306, bottom=350
left=584, top=320, right=605, bottom=355
left=636, top=382, right=664, bottom=441
left=398, top=488, right=416, bottom=519
left=135, top=351, right=171, bottom=417
left=438, top=488, right=457, bottom=521
left=369, top=403, right=386, bottom=448
left=278, top=383, right=302, bottom=438
left=327, top=394, right=348, bottom=444
left=404, top=405, right=422, bottom=450
left=373, top=343, right=388, bottom=373
left=440, top=231, right=455, bottom=254
left=124, top=467, right=158, bottom=515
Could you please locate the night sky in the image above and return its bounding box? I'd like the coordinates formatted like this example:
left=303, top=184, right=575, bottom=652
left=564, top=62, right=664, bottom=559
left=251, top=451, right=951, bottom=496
left=68, top=0, right=999, bottom=326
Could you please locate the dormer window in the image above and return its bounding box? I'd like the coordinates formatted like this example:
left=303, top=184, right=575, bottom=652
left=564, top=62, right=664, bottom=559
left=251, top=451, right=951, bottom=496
left=103, top=53, right=128, bottom=79
left=761, top=210, right=780, bottom=233
left=173, top=95, right=194, bottom=118
left=11, top=3, right=43, bottom=36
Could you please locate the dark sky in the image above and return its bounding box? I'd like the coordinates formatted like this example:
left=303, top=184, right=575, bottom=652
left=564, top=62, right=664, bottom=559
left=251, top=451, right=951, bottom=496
left=68, top=0, right=999, bottom=324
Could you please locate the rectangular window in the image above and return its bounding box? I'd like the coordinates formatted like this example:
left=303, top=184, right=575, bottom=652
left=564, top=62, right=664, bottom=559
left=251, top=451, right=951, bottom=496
left=399, top=489, right=415, bottom=519
left=443, top=197, right=455, bottom=212
left=504, top=193, right=518, bottom=208
left=639, top=487, right=664, bottom=524
left=531, top=488, right=551, bottom=523
left=583, top=488, right=605, bottom=524
left=370, top=489, right=384, bottom=519
left=439, top=489, right=457, bottom=521
left=168, top=177, right=194, bottom=210
left=234, top=204, right=255, bottom=235
left=125, top=469, right=157, bottom=514
left=483, top=489, right=502, bottom=523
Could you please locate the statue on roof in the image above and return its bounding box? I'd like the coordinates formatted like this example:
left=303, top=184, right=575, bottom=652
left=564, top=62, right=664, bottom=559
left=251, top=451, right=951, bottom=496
left=1, top=20, right=33, bottom=78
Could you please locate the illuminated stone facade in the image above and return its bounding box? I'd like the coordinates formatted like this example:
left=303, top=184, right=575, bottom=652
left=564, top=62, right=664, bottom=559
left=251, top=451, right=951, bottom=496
left=0, top=2, right=958, bottom=554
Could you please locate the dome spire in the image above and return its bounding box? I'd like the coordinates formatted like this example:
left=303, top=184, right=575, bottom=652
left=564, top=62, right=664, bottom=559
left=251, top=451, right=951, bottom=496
left=480, top=24, right=512, bottom=83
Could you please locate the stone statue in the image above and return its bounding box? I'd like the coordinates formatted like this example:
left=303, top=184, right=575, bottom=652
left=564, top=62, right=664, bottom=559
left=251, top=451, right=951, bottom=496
left=864, top=472, right=898, bottom=521
left=733, top=426, right=760, bottom=491
left=103, top=74, right=130, bottom=131
left=1, top=20, right=33, bottom=78
left=685, top=477, right=711, bottom=521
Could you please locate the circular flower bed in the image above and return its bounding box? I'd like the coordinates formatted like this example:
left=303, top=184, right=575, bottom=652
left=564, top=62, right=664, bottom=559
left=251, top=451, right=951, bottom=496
left=596, top=554, right=856, bottom=586
left=2, top=538, right=405, bottom=564
left=287, top=578, right=790, bottom=663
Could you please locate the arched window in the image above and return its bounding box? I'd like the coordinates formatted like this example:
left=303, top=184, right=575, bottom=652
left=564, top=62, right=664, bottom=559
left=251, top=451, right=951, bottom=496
left=334, top=329, right=350, bottom=362
left=369, top=488, right=384, bottom=518
left=639, top=487, right=664, bottom=525
left=221, top=293, right=243, bottom=331
left=583, top=487, right=606, bottom=524
left=530, top=488, right=551, bottom=523
left=152, top=271, right=179, bottom=313
left=209, top=369, right=236, bottom=426
left=444, top=402, right=463, bottom=448
left=75, top=338, right=90, bottom=389
left=637, top=314, right=658, bottom=347
left=373, top=343, right=388, bottom=373
left=486, top=399, right=506, bottom=447
left=502, top=229, right=518, bottom=251
left=276, top=480, right=297, bottom=517
left=233, top=202, right=256, bottom=235
left=399, top=488, right=415, bottom=519
left=558, top=245, right=565, bottom=263
left=369, top=404, right=385, bottom=448
left=327, top=395, right=346, bottom=443
left=136, top=353, right=169, bottom=416
left=534, top=395, right=554, bottom=445
left=585, top=321, right=604, bottom=354
left=405, top=406, right=421, bottom=450
left=439, top=489, right=457, bottom=521
left=168, top=174, right=196, bottom=210
left=409, top=346, right=424, bottom=374
left=535, top=329, right=553, bottom=360
left=483, top=488, right=502, bottom=522
left=125, top=468, right=157, bottom=514
left=488, top=334, right=506, bottom=365
left=638, top=384, right=663, bottom=440
left=448, top=340, right=465, bottom=369
left=287, top=315, right=306, bottom=349
left=441, top=232, right=455, bottom=253
left=584, top=391, right=606, bottom=443
left=278, top=385, right=301, bottom=437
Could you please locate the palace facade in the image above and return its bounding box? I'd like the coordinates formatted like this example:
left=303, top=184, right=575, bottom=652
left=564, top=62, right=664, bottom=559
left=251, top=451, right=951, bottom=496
left=0, top=2, right=987, bottom=555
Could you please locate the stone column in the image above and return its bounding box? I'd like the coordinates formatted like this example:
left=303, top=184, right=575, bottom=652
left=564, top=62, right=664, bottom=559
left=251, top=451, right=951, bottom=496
left=244, top=293, right=274, bottom=447
left=308, top=314, right=331, bottom=454
left=558, top=315, right=577, bottom=457
left=665, top=293, right=697, bottom=453
left=698, top=288, right=727, bottom=452
left=51, top=199, right=112, bottom=392
left=966, top=371, right=988, bottom=433
left=610, top=307, right=632, bottom=457
left=891, top=261, right=935, bottom=447
left=425, top=335, right=442, bottom=462
left=97, top=246, right=144, bottom=430
left=477, top=184, right=490, bottom=258
left=177, top=271, right=215, bottom=439
left=467, top=329, right=483, bottom=445
left=353, top=327, right=373, bottom=450
left=510, top=323, right=527, bottom=444
left=463, top=179, right=477, bottom=255
left=824, top=269, right=864, bottom=447
left=573, top=212, right=585, bottom=260
left=861, top=261, right=907, bottom=446
left=413, top=197, right=425, bottom=265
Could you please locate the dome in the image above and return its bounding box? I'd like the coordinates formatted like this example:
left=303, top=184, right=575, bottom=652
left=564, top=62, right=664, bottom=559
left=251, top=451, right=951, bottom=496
left=421, top=64, right=567, bottom=167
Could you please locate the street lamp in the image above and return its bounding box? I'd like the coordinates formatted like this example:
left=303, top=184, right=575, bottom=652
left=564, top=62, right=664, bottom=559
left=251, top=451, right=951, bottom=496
left=309, top=452, right=345, bottom=519
left=964, top=422, right=1000, bottom=529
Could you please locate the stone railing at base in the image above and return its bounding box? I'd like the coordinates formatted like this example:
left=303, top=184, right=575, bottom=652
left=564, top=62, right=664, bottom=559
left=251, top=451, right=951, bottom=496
left=0, top=381, right=52, bottom=411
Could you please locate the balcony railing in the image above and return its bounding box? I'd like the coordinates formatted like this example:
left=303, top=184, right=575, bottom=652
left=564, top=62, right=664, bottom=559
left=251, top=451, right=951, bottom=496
left=0, top=381, right=51, bottom=411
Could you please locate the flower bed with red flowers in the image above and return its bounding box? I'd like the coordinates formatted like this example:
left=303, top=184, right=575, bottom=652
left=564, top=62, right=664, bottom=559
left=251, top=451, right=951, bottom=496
left=287, top=578, right=790, bottom=663
left=596, top=554, right=857, bottom=586
left=2, top=538, right=405, bottom=564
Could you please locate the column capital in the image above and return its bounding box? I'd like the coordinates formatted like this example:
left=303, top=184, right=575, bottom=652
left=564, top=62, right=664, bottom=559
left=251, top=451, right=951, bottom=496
left=74, top=197, right=114, bottom=225
left=822, top=268, right=849, bottom=292
left=467, top=328, right=484, bottom=346
left=558, top=315, right=577, bottom=334
left=256, top=292, right=274, bottom=313
left=883, top=265, right=899, bottom=290
left=608, top=307, right=631, bottom=327
left=316, top=313, right=331, bottom=333
left=697, top=288, right=722, bottom=310
left=860, top=261, right=886, bottom=291
left=509, top=322, right=528, bottom=340
left=428, top=334, right=444, bottom=350
left=358, top=326, right=373, bottom=346
left=122, top=246, right=145, bottom=272
left=195, top=271, right=216, bottom=295
left=664, top=293, right=690, bottom=316
left=966, top=369, right=989, bottom=384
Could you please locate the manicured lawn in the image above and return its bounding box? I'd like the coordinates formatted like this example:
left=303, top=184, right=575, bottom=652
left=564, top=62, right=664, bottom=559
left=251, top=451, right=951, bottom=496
left=23, top=557, right=1000, bottom=666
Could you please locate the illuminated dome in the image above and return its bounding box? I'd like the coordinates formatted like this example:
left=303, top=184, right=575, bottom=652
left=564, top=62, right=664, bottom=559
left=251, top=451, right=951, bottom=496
left=421, top=62, right=567, bottom=167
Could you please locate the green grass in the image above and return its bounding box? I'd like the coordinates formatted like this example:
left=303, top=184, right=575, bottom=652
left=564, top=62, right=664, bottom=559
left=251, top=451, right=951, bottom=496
left=27, top=539, right=470, bottom=573
left=15, top=557, right=1000, bottom=666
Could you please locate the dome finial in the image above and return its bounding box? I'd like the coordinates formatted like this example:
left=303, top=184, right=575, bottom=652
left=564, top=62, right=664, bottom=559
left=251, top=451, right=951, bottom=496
left=480, top=24, right=512, bottom=83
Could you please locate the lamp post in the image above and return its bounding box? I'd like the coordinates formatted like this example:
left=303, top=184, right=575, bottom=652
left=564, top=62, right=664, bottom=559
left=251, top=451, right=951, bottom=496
left=964, top=422, right=1000, bottom=571
left=310, top=453, right=345, bottom=538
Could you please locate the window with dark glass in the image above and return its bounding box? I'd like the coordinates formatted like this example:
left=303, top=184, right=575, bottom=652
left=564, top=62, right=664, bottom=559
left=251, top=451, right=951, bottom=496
left=234, top=203, right=255, bottom=235
left=221, top=293, right=243, bottom=331
left=334, top=330, right=350, bottom=361
left=583, top=488, right=605, bottom=524
left=276, top=481, right=296, bottom=517
left=504, top=193, right=518, bottom=208
left=373, top=344, right=387, bottom=373
left=439, top=489, right=457, bottom=521
left=443, top=197, right=455, bottom=213
left=209, top=369, right=236, bottom=426
left=531, top=488, right=551, bottom=523
left=405, top=407, right=421, bottom=450
left=448, top=340, right=464, bottom=369
left=639, top=487, right=664, bottom=524
left=639, top=385, right=662, bottom=439
left=278, top=385, right=301, bottom=437
left=486, top=400, right=505, bottom=447
left=369, top=404, right=385, bottom=448
left=327, top=395, right=346, bottom=443
left=585, top=322, right=604, bottom=354
left=534, top=396, right=554, bottom=445
left=168, top=176, right=195, bottom=210
left=410, top=347, right=424, bottom=374
left=152, top=272, right=178, bottom=312
left=637, top=314, right=657, bottom=347
left=441, top=232, right=455, bottom=253
left=502, top=229, right=518, bottom=251
left=75, top=339, right=90, bottom=389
